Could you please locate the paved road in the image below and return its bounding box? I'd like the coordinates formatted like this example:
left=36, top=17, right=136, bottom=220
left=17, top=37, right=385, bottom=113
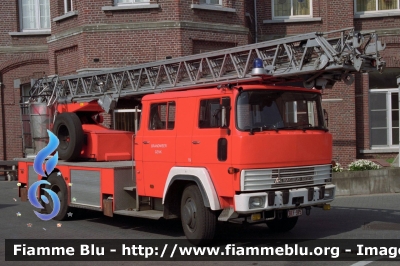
left=1, top=180, right=400, bottom=266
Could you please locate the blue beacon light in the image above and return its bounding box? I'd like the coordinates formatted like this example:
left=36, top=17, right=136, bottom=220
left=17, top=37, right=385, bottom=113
left=251, top=58, right=267, bottom=76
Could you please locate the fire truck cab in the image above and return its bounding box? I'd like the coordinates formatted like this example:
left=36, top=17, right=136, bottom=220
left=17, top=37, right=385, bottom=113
left=136, top=84, right=334, bottom=243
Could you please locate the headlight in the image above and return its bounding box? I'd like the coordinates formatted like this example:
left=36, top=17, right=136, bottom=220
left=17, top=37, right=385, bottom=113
left=324, top=188, right=334, bottom=199
left=249, top=196, right=265, bottom=209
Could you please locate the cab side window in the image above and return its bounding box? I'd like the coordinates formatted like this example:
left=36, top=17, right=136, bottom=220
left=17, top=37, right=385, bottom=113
left=198, top=97, right=230, bottom=128
left=149, top=102, right=175, bottom=130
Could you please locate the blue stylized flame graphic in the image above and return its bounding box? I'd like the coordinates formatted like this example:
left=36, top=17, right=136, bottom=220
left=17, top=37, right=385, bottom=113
left=34, top=130, right=59, bottom=177
left=28, top=130, right=61, bottom=221
left=28, top=180, right=61, bottom=221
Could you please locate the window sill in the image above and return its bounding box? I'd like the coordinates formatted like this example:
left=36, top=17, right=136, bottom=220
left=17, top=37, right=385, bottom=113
left=53, top=10, right=78, bottom=22
left=190, top=4, right=236, bottom=13
left=322, top=98, right=343, bottom=103
left=263, top=17, right=322, bottom=24
left=354, top=11, right=400, bottom=19
left=360, top=148, right=399, bottom=154
left=9, top=31, right=51, bottom=36
left=102, top=4, right=160, bottom=11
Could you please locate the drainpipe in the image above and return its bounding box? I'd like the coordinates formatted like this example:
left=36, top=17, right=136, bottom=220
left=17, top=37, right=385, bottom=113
left=0, top=76, right=7, bottom=160
left=397, top=75, right=400, bottom=167
left=254, top=0, right=258, bottom=43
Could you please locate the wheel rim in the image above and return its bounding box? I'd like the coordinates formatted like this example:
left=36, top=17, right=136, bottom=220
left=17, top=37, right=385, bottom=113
left=58, top=125, right=70, bottom=150
left=182, top=198, right=197, bottom=232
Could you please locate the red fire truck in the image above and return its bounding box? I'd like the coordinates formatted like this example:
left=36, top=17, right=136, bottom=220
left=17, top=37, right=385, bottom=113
left=17, top=28, right=385, bottom=245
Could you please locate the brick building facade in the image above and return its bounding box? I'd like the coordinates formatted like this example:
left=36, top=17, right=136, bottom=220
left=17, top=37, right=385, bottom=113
left=0, top=0, right=399, bottom=167
left=250, top=0, right=400, bottom=166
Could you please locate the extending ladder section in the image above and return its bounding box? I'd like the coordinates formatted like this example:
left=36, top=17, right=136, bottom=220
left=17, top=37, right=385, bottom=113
left=29, top=28, right=385, bottom=112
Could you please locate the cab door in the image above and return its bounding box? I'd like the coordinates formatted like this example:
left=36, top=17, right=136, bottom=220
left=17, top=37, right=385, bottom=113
left=140, top=101, right=176, bottom=197
left=190, top=97, right=232, bottom=196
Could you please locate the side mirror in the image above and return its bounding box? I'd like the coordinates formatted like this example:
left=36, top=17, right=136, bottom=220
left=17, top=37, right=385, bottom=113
left=323, top=109, right=328, bottom=127
left=220, top=97, right=231, bottom=128
left=220, top=106, right=227, bottom=128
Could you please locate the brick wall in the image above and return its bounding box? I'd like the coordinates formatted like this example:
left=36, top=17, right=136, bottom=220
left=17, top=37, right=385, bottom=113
left=0, top=0, right=49, bottom=160
left=0, top=0, right=250, bottom=160
left=322, top=82, right=357, bottom=166
left=353, top=3, right=400, bottom=162
left=50, top=0, right=246, bottom=35
left=1, top=0, right=399, bottom=164
left=246, top=1, right=400, bottom=165
left=0, top=61, right=49, bottom=160
left=48, top=0, right=249, bottom=74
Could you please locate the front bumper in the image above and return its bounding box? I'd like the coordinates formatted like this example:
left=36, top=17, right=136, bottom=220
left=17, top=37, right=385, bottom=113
left=234, top=184, right=335, bottom=214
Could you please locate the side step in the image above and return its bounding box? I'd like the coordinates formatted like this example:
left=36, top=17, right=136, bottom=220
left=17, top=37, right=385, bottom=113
left=113, top=209, right=163, bottom=220
left=123, top=186, right=136, bottom=191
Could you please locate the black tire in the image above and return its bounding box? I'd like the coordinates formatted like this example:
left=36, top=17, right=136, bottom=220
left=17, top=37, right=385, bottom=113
left=180, top=185, right=217, bottom=246
left=53, top=112, right=83, bottom=161
left=266, top=211, right=298, bottom=232
left=44, top=172, right=70, bottom=220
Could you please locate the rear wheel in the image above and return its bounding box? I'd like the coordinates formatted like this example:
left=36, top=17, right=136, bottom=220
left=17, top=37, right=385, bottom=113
left=44, top=172, right=70, bottom=220
left=266, top=211, right=298, bottom=232
left=53, top=112, right=83, bottom=161
left=180, top=184, right=217, bottom=246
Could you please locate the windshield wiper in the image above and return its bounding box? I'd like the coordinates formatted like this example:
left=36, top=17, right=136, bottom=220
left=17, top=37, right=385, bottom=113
left=248, top=126, right=279, bottom=135
left=248, top=127, right=262, bottom=135
left=276, top=126, right=300, bottom=130
left=277, top=125, right=329, bottom=132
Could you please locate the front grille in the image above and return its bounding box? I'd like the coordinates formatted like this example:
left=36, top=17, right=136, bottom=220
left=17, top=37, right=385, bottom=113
left=241, top=164, right=330, bottom=191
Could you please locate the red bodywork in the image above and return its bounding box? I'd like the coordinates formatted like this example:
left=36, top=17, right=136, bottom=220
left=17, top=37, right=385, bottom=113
left=81, top=124, right=133, bottom=161
left=18, top=161, right=116, bottom=208
left=56, top=102, right=104, bottom=113
left=19, top=84, right=332, bottom=212
left=57, top=101, right=133, bottom=161
left=135, top=85, right=332, bottom=208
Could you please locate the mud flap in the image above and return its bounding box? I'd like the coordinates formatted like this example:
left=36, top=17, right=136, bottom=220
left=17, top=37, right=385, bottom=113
left=20, top=187, right=27, bottom=202
left=103, top=199, right=113, bottom=217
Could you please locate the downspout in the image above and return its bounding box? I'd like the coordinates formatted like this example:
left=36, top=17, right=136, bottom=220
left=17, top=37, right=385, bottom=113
left=0, top=75, right=7, bottom=160
left=254, top=0, right=258, bottom=43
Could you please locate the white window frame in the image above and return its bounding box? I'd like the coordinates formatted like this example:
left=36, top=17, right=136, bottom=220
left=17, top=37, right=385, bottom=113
left=19, top=0, right=51, bottom=32
left=354, top=0, right=400, bottom=14
left=64, top=0, right=73, bottom=13
left=272, top=0, right=313, bottom=19
left=199, top=0, right=222, bottom=5
left=369, top=88, right=399, bottom=149
left=115, top=0, right=150, bottom=6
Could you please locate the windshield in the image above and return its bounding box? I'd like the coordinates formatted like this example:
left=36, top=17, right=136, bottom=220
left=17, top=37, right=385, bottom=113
left=236, top=90, right=326, bottom=132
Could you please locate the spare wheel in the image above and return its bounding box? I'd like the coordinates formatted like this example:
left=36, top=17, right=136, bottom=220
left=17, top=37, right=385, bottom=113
left=52, top=112, right=84, bottom=161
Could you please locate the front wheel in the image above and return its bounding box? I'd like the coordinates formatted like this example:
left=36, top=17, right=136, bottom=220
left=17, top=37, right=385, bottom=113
left=180, top=184, right=217, bottom=246
left=266, top=211, right=298, bottom=232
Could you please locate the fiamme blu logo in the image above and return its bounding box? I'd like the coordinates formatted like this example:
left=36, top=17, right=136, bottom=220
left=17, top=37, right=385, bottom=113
left=27, top=130, right=61, bottom=221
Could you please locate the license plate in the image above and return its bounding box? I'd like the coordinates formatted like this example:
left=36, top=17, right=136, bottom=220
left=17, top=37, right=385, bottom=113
left=287, top=209, right=303, bottom=218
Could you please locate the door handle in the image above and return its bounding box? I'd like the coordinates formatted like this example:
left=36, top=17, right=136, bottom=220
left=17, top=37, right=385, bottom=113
left=192, top=140, right=200, bottom=144
left=143, top=141, right=150, bottom=144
